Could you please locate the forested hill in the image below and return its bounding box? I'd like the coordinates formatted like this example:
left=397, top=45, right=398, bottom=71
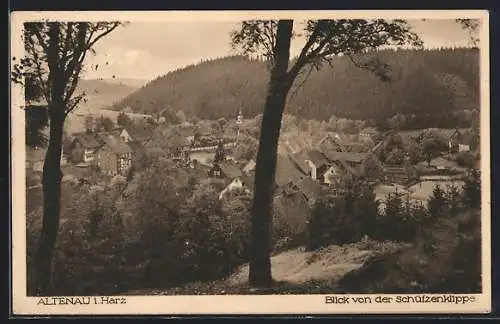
left=110, top=48, right=479, bottom=122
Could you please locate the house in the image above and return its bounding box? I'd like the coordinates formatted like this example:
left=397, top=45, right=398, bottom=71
left=296, top=177, right=322, bottom=204
left=209, top=160, right=243, bottom=179
left=192, top=123, right=216, bottom=147
left=118, top=128, right=133, bottom=143
left=127, top=125, right=155, bottom=146
left=457, top=130, right=478, bottom=152
left=242, top=159, right=256, bottom=174
left=210, top=160, right=247, bottom=199
left=338, top=138, right=367, bottom=153
left=69, top=133, right=102, bottom=163
left=275, top=154, right=307, bottom=189
left=149, top=126, right=190, bottom=161
left=447, top=129, right=462, bottom=154
left=317, top=132, right=345, bottom=153
left=322, top=151, right=367, bottom=169
left=303, top=149, right=331, bottom=182
left=359, top=127, right=380, bottom=142
left=187, top=159, right=211, bottom=179
left=383, top=166, right=410, bottom=185
left=96, top=135, right=134, bottom=176
left=176, top=125, right=196, bottom=144
left=429, top=156, right=466, bottom=173
left=322, top=163, right=343, bottom=186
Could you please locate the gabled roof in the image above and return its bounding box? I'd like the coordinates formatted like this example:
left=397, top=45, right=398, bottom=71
left=100, top=135, right=133, bottom=155
left=194, top=123, right=213, bottom=136
left=457, top=129, right=477, bottom=145
left=323, top=151, right=367, bottom=164
left=72, top=133, right=102, bottom=149
left=242, top=159, right=256, bottom=174
left=290, top=151, right=311, bottom=174
left=150, top=125, right=190, bottom=149
left=176, top=125, right=195, bottom=138
left=296, top=177, right=322, bottom=202
left=218, top=160, right=243, bottom=180
left=242, top=172, right=255, bottom=191
left=95, top=130, right=122, bottom=145
left=337, top=160, right=358, bottom=177
left=304, top=149, right=330, bottom=168
left=188, top=162, right=211, bottom=179
left=275, top=154, right=306, bottom=187
left=127, top=125, right=155, bottom=142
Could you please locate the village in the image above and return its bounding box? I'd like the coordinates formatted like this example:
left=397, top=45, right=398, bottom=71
left=26, top=105, right=480, bottom=221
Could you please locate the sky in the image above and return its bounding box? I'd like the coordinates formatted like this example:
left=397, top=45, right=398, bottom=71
left=81, top=19, right=476, bottom=82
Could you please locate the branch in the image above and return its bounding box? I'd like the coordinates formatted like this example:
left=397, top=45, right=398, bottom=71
left=289, top=62, right=314, bottom=99
left=286, top=24, right=325, bottom=80
left=32, top=26, right=50, bottom=54
left=86, top=22, right=120, bottom=49
left=65, top=93, right=86, bottom=117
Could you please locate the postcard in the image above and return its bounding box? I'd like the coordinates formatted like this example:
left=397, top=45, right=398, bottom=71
left=10, top=9, right=491, bottom=315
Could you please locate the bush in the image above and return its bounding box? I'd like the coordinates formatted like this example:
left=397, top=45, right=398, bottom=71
left=373, top=191, right=428, bottom=242
left=307, top=181, right=378, bottom=250
left=26, top=159, right=253, bottom=295
left=462, top=169, right=481, bottom=209
left=455, top=151, right=476, bottom=169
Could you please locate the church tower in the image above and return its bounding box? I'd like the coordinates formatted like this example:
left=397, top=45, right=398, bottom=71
left=236, top=108, right=243, bottom=140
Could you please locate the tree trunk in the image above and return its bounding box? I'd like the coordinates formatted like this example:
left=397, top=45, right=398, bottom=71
left=34, top=108, right=64, bottom=296
left=249, top=20, right=293, bottom=288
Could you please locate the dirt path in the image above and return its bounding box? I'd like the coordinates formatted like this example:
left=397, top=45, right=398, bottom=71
left=227, top=241, right=405, bottom=286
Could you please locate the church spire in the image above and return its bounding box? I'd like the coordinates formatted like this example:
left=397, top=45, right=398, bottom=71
left=237, top=108, right=243, bottom=126
left=236, top=108, right=243, bottom=142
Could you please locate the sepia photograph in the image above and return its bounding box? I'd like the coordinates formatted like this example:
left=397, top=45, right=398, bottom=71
left=10, top=10, right=490, bottom=315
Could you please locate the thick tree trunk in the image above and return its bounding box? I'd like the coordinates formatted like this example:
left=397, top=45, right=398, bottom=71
left=249, top=20, right=293, bottom=288
left=34, top=108, right=64, bottom=296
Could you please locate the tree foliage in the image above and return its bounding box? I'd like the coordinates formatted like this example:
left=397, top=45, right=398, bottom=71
left=14, top=21, right=122, bottom=295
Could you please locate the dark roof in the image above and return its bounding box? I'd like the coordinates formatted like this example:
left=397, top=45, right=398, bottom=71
left=290, top=151, right=311, bottom=174
left=73, top=133, right=102, bottom=149
left=275, top=154, right=306, bottom=187
left=194, top=123, right=212, bottom=136
left=242, top=159, right=256, bottom=173
left=127, top=125, right=155, bottom=142
left=219, top=160, right=243, bottom=180
left=242, top=172, right=255, bottom=191
left=176, top=125, right=195, bottom=138
left=151, top=126, right=190, bottom=149
left=337, top=160, right=358, bottom=176
left=95, top=130, right=122, bottom=145
left=188, top=162, right=211, bottom=179
left=457, top=130, right=477, bottom=145
left=305, top=149, right=330, bottom=168
left=100, top=135, right=133, bottom=155
left=296, top=177, right=322, bottom=202
left=323, top=151, right=367, bottom=164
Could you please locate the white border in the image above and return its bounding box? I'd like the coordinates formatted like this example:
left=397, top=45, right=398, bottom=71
left=10, top=10, right=491, bottom=315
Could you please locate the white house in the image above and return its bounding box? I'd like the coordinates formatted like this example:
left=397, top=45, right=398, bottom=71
left=218, top=177, right=248, bottom=199
left=323, top=164, right=342, bottom=185
left=119, top=128, right=133, bottom=143
left=242, top=159, right=256, bottom=174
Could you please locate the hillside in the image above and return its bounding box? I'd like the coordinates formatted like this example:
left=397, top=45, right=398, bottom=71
left=110, top=48, right=479, bottom=122
left=64, top=78, right=146, bottom=134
